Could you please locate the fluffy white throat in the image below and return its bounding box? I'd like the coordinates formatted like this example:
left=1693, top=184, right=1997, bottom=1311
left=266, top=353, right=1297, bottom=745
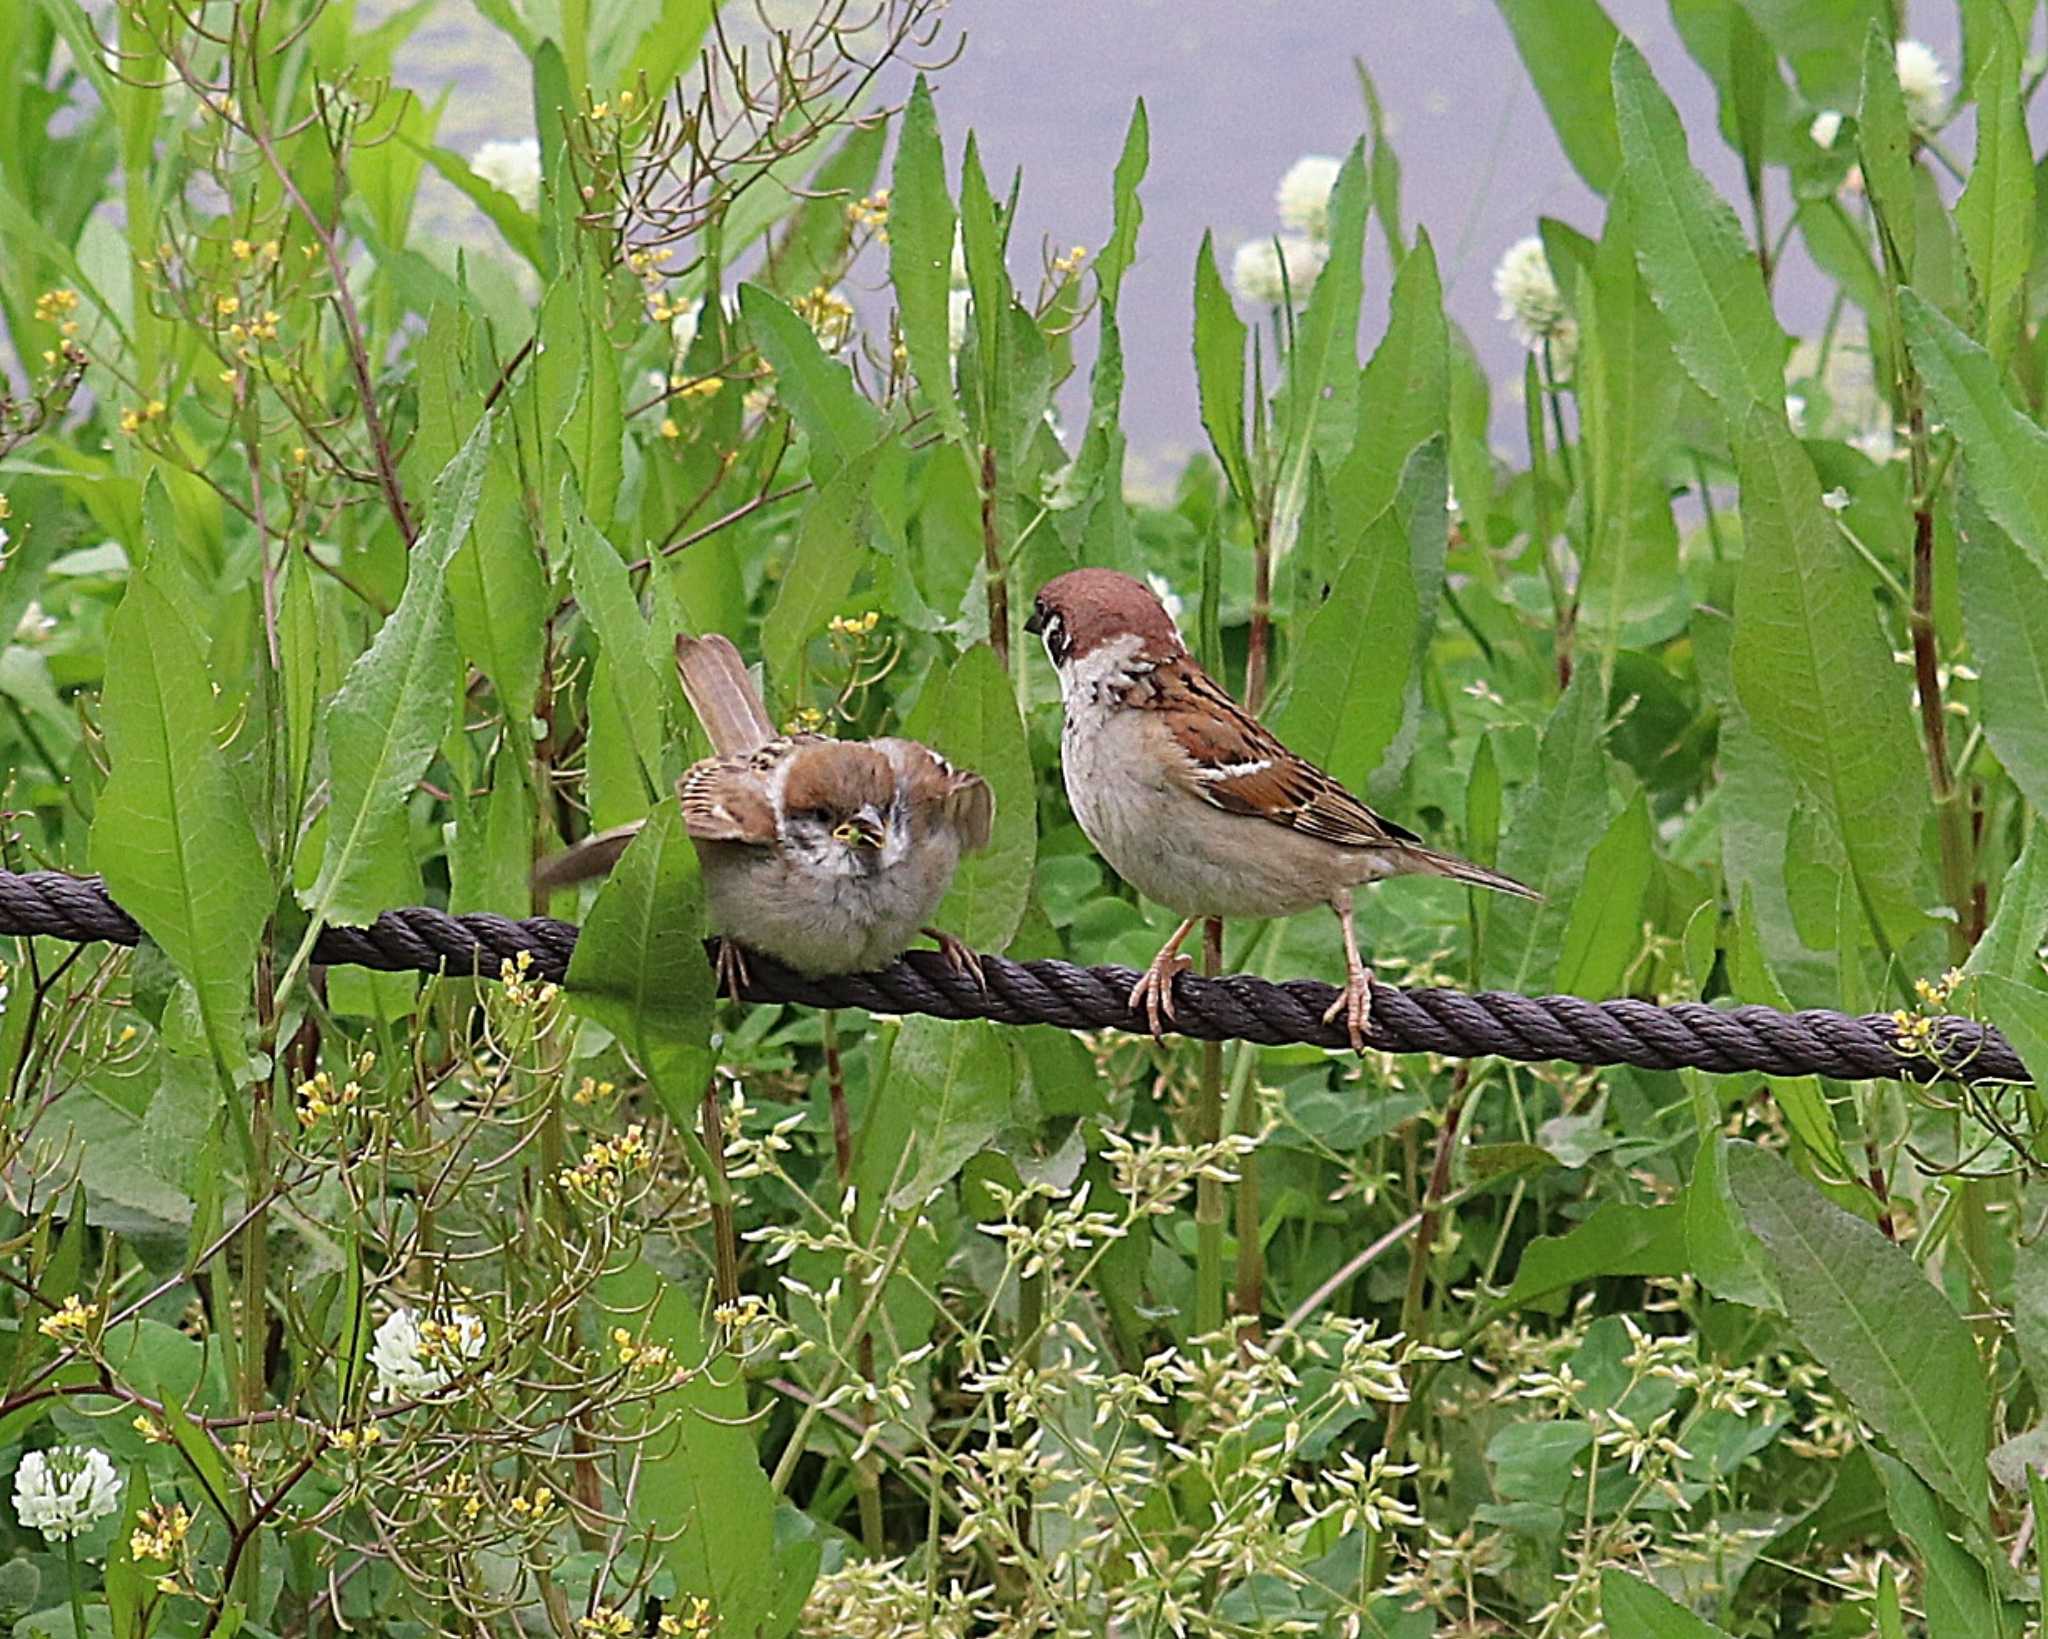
left=1052, top=631, right=1151, bottom=716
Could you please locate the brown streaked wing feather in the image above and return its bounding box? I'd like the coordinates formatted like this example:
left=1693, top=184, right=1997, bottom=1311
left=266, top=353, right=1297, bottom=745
left=675, top=633, right=779, bottom=756
left=884, top=739, right=996, bottom=854
left=677, top=754, right=780, bottom=843
left=1153, top=661, right=1422, bottom=850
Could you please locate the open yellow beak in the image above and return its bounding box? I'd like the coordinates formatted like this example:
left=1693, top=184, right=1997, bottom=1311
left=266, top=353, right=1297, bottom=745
left=831, top=818, right=886, bottom=849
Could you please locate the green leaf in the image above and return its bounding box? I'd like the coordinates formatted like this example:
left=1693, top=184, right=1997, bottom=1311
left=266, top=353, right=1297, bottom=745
left=1486, top=667, right=1617, bottom=991
left=1957, top=32, right=2034, bottom=360
left=1613, top=37, right=1787, bottom=416
left=1872, top=1452, right=2022, bottom=1637
left=1577, top=192, right=1683, bottom=658
left=90, top=572, right=268, bottom=1078
left=568, top=503, right=666, bottom=806
left=900, top=642, right=1035, bottom=951
left=2012, top=1189, right=2048, bottom=1401
left=1192, top=232, right=1254, bottom=512
left=1097, top=100, right=1150, bottom=307
left=1503, top=1201, right=1685, bottom=1311
left=889, top=1018, right=1016, bottom=1206
left=563, top=803, right=714, bottom=1128
left=1599, top=1568, right=1737, bottom=1636
left=1686, top=1128, right=1781, bottom=1311
left=1963, top=820, right=2048, bottom=984
left=1553, top=788, right=1652, bottom=999
left=448, top=427, right=547, bottom=725
left=1494, top=0, right=1624, bottom=193
left=1729, top=889, right=1855, bottom=1182
left=1726, top=1141, right=1991, bottom=1530
left=603, top=1260, right=813, bottom=1637
left=1856, top=20, right=1919, bottom=278
left=1905, top=291, right=2048, bottom=576
left=760, top=447, right=881, bottom=687
left=402, top=138, right=545, bottom=271
left=307, top=419, right=491, bottom=927
left=558, top=255, right=624, bottom=532
left=742, top=284, right=879, bottom=483
left=1959, top=488, right=2048, bottom=816
left=1978, top=975, right=2048, bottom=1094
left=888, top=75, right=964, bottom=446
left=1731, top=410, right=1928, bottom=944
left=1334, top=230, right=1449, bottom=533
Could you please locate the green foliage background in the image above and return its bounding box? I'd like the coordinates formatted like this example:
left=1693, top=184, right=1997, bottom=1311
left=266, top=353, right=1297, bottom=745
left=1, top=0, right=2047, bottom=1634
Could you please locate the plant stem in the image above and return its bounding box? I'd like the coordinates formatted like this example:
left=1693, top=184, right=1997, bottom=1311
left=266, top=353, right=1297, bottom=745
left=1245, top=534, right=1273, bottom=714
left=64, top=1540, right=85, bottom=1639
left=821, top=1011, right=884, bottom=1553
left=700, top=1086, right=739, bottom=1307
left=1906, top=421, right=1978, bottom=957
left=1195, top=918, right=1226, bottom=1337
left=980, top=444, right=1009, bottom=668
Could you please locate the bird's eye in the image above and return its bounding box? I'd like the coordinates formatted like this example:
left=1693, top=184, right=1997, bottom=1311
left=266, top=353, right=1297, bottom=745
left=792, top=806, right=832, bottom=827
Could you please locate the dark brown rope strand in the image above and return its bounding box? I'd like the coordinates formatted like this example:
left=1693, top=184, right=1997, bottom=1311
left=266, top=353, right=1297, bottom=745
left=0, top=870, right=2018, bottom=1085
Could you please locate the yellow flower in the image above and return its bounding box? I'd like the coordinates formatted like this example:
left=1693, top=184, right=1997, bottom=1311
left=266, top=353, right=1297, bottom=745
left=231, top=238, right=254, bottom=260
left=130, top=1501, right=192, bottom=1560
left=215, top=294, right=240, bottom=317
left=579, top=1609, right=635, bottom=1638
left=660, top=417, right=681, bottom=440
left=39, top=1293, right=96, bottom=1341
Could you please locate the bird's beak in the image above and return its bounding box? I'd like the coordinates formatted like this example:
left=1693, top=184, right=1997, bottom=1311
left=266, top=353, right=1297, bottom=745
left=833, top=809, right=887, bottom=850
left=1023, top=606, right=1043, bottom=636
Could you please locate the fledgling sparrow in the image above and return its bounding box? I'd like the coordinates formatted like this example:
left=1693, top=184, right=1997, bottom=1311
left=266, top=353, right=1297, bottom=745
left=1026, top=569, right=1536, bottom=1052
left=534, top=634, right=994, bottom=990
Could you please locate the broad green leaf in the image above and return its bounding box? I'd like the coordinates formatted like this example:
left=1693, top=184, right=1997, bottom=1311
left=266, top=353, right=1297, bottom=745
left=1494, top=0, right=1623, bottom=193
left=622, top=0, right=715, bottom=91
left=900, top=642, right=1035, bottom=952
left=307, top=419, right=491, bottom=927
left=1731, top=410, right=1928, bottom=944
left=889, top=1018, right=1016, bottom=1206
left=1856, top=21, right=1918, bottom=278
left=568, top=504, right=666, bottom=805
left=1686, top=1128, right=1781, bottom=1311
left=1613, top=37, right=1786, bottom=416
left=1960, top=483, right=2048, bottom=823
left=1872, top=1452, right=2021, bottom=1637
left=1503, top=1201, right=1685, bottom=1311
left=1740, top=0, right=1886, bottom=105
left=1192, top=232, right=1254, bottom=511
left=1730, top=889, right=1855, bottom=1183
left=563, top=803, right=714, bottom=1127
left=559, top=255, right=624, bottom=532
left=1577, top=192, right=1682, bottom=659
left=1979, top=975, right=2048, bottom=1092
left=1486, top=667, right=1617, bottom=991
left=404, top=139, right=545, bottom=270
left=1963, top=820, right=2048, bottom=985
left=889, top=75, right=964, bottom=445
left=1334, top=230, right=1448, bottom=534
left=602, top=1260, right=813, bottom=1637
left=741, top=283, right=879, bottom=482
left=1599, top=1569, right=1737, bottom=1637
left=1725, top=1, right=1775, bottom=204
left=2013, top=1187, right=2048, bottom=1401
left=90, top=573, right=268, bottom=1077
left=760, top=447, right=881, bottom=686
left=1726, top=1141, right=1991, bottom=1530
left=1553, top=788, right=1651, bottom=999
left=1957, top=27, right=2034, bottom=360
left=1905, top=291, right=2048, bottom=575
left=448, top=429, right=546, bottom=725
left=1097, top=100, right=1150, bottom=306
left=448, top=761, right=535, bottom=918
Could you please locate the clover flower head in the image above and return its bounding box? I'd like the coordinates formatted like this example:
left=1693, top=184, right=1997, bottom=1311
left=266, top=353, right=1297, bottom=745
left=14, top=1447, right=120, bottom=1542
left=471, top=137, right=542, bottom=213
left=1492, top=235, right=1578, bottom=377
left=1275, top=153, right=1343, bottom=239
left=1895, top=40, right=1949, bottom=131
left=370, top=1306, right=485, bottom=1400
left=1229, top=234, right=1326, bottom=309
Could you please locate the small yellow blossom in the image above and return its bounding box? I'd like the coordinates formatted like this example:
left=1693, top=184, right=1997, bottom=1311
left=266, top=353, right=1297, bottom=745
left=132, top=1414, right=167, bottom=1443
left=618, top=88, right=635, bottom=109
left=39, top=1293, right=96, bottom=1342
left=785, top=706, right=827, bottom=735
left=572, top=1077, right=616, bottom=1107
left=580, top=1608, right=635, bottom=1638
left=215, top=294, right=240, bottom=317
left=793, top=285, right=855, bottom=351
left=34, top=290, right=79, bottom=325
left=327, top=1424, right=382, bottom=1453
left=559, top=1124, right=654, bottom=1203
left=660, top=417, right=681, bottom=440
left=673, top=377, right=723, bottom=402
left=509, top=1484, right=555, bottom=1518
left=231, top=238, right=253, bottom=260
left=155, top=1576, right=183, bottom=1597
left=130, top=1500, right=192, bottom=1561
left=828, top=610, right=881, bottom=638
left=1053, top=243, right=1089, bottom=277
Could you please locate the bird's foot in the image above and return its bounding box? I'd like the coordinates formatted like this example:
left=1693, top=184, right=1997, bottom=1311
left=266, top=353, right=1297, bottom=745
left=713, top=937, right=753, bottom=1001
left=925, top=927, right=985, bottom=989
left=1321, top=962, right=1375, bottom=1055
left=1128, top=949, right=1194, bottom=1041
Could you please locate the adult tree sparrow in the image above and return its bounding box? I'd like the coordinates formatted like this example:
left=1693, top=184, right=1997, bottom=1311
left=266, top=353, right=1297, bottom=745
left=535, top=634, right=994, bottom=989
left=1026, top=569, right=1535, bottom=1052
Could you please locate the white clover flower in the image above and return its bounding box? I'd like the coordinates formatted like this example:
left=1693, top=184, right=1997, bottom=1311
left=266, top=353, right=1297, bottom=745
left=1275, top=154, right=1343, bottom=239
left=670, top=298, right=702, bottom=361
left=370, top=1307, right=485, bottom=1400
left=14, top=1447, right=120, bottom=1542
left=1492, top=235, right=1578, bottom=377
left=1809, top=109, right=1843, bottom=149
left=947, top=287, right=972, bottom=356
left=470, top=137, right=542, bottom=214
left=14, top=602, right=54, bottom=643
left=949, top=227, right=970, bottom=290
left=1230, top=234, right=1327, bottom=309
left=1895, top=40, right=1949, bottom=131
left=1821, top=487, right=1851, bottom=513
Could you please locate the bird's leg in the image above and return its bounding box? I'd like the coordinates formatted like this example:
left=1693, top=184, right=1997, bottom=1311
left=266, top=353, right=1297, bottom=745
left=713, top=936, right=752, bottom=1001
left=1322, top=891, right=1376, bottom=1055
left=924, top=927, right=986, bottom=989
left=1129, top=917, right=1202, bottom=1040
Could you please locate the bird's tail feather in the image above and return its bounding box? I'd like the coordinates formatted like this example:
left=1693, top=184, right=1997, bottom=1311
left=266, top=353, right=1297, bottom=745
left=676, top=632, right=777, bottom=756
left=531, top=823, right=644, bottom=895
left=1406, top=847, right=1541, bottom=901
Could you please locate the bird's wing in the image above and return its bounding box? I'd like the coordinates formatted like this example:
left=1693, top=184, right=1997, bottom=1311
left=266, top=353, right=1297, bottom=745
left=676, top=744, right=788, bottom=843
left=675, top=632, right=778, bottom=756
left=880, top=739, right=996, bottom=853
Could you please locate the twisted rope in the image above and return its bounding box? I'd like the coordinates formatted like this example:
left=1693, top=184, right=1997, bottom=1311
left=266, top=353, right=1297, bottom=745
left=0, top=870, right=2019, bottom=1084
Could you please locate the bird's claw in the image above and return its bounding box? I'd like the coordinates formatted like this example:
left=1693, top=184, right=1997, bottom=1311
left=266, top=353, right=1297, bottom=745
left=926, top=927, right=986, bottom=989
left=713, top=937, right=753, bottom=1001
left=1128, top=952, right=1193, bottom=1041
left=1321, top=966, right=1375, bottom=1055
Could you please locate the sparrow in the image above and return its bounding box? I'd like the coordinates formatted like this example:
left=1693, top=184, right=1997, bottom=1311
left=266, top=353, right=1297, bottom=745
left=1025, top=568, right=1536, bottom=1052
left=534, top=634, right=994, bottom=991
